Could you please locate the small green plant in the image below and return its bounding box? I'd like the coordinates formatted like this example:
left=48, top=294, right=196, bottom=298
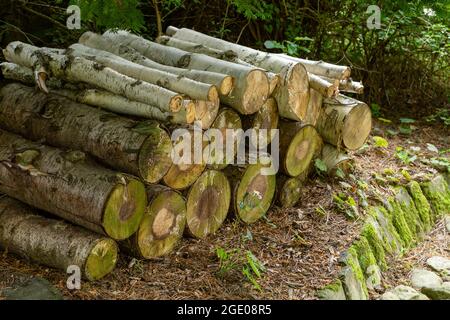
left=399, top=118, right=416, bottom=135
left=314, top=159, right=328, bottom=175
left=372, top=136, right=389, bottom=148
left=216, top=247, right=239, bottom=277
left=264, top=36, right=313, bottom=55
left=371, top=104, right=382, bottom=117
left=333, top=193, right=359, bottom=220
left=426, top=108, right=450, bottom=127
left=242, top=251, right=266, bottom=291
left=395, top=147, right=417, bottom=165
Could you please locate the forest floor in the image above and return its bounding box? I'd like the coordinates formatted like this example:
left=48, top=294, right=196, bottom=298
left=0, top=117, right=449, bottom=300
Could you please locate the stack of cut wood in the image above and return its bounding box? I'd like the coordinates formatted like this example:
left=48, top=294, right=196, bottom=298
left=0, top=27, right=371, bottom=280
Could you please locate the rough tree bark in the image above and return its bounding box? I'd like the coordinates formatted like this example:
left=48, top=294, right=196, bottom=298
left=3, top=41, right=183, bottom=113
left=309, top=73, right=339, bottom=98
left=0, top=83, right=173, bottom=184
left=321, top=144, right=353, bottom=176
left=121, top=185, right=186, bottom=259
left=0, top=130, right=146, bottom=240
left=317, top=95, right=372, bottom=150
left=185, top=170, right=231, bottom=239
left=0, top=197, right=118, bottom=281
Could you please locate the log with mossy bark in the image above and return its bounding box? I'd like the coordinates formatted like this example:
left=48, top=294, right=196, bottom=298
left=3, top=41, right=183, bottom=113
left=207, top=108, right=242, bottom=170
left=81, top=30, right=269, bottom=115
left=224, top=163, right=276, bottom=224
left=0, top=197, right=118, bottom=281
left=121, top=185, right=186, bottom=259
left=317, top=95, right=372, bottom=151
left=242, top=97, right=279, bottom=149
left=80, top=33, right=234, bottom=97
left=321, top=144, right=353, bottom=176
left=166, top=26, right=309, bottom=121
left=163, top=129, right=207, bottom=190
left=279, top=120, right=323, bottom=177
left=0, top=62, right=197, bottom=126
left=185, top=170, right=231, bottom=239
left=0, top=83, right=173, bottom=184
left=0, top=130, right=146, bottom=240
left=276, top=174, right=306, bottom=209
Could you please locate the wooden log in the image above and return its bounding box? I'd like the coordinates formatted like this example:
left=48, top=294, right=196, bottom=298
left=309, top=73, right=338, bottom=98
left=3, top=41, right=183, bottom=113
left=79, top=32, right=235, bottom=96
left=278, top=54, right=351, bottom=80
left=320, top=76, right=364, bottom=94
left=185, top=170, right=231, bottom=239
left=167, top=27, right=309, bottom=121
left=321, top=144, right=353, bottom=176
left=0, top=83, right=173, bottom=184
left=84, top=31, right=269, bottom=115
left=303, top=89, right=323, bottom=126
left=207, top=108, right=242, bottom=170
left=225, top=163, right=276, bottom=224
left=0, top=62, right=196, bottom=126
left=317, top=95, right=372, bottom=150
left=68, top=44, right=221, bottom=104
left=279, top=120, right=323, bottom=177
left=0, top=130, right=146, bottom=240
left=242, top=97, right=279, bottom=149
left=0, top=197, right=118, bottom=281
left=276, top=174, right=305, bottom=209
left=163, top=129, right=207, bottom=190
left=121, top=185, right=186, bottom=259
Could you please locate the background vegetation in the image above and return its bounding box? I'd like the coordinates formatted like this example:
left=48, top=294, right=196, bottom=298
left=0, top=0, right=449, bottom=118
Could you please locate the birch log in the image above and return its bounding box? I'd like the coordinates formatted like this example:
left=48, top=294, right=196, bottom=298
left=3, top=41, right=183, bottom=113
left=82, top=31, right=269, bottom=114
left=224, top=163, right=276, bottom=224
left=79, top=32, right=234, bottom=96
left=309, top=73, right=339, bottom=98
left=303, top=89, right=323, bottom=126
left=321, top=144, right=353, bottom=176
left=0, top=197, right=118, bottom=281
left=317, top=95, right=372, bottom=150
left=167, top=27, right=309, bottom=120
left=122, top=185, right=186, bottom=259
left=279, top=121, right=323, bottom=177
left=0, top=62, right=194, bottom=125
left=320, top=76, right=364, bottom=94
left=0, top=83, right=173, bottom=184
left=0, top=130, right=146, bottom=240
left=185, top=170, right=231, bottom=239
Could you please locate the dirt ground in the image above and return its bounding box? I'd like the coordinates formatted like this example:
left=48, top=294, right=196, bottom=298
left=0, top=118, right=448, bottom=300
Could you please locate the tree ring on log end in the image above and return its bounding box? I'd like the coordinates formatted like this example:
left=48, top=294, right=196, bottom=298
left=342, top=104, right=372, bottom=150
left=285, top=125, right=322, bottom=177
left=84, top=238, right=118, bottom=281
left=136, top=190, right=186, bottom=258
left=241, top=70, right=269, bottom=115
left=138, top=126, right=173, bottom=184
left=103, top=178, right=146, bottom=240
left=186, top=170, right=231, bottom=239
left=236, top=163, right=276, bottom=223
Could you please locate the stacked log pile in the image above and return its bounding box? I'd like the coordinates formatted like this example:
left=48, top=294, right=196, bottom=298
left=0, top=27, right=372, bottom=280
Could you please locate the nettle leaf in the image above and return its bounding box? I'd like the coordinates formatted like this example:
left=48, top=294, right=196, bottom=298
left=373, top=136, right=389, bottom=148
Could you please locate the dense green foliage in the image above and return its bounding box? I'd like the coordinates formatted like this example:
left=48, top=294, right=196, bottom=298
left=0, top=0, right=448, bottom=116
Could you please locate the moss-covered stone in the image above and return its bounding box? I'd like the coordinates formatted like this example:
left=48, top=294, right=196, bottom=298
left=369, top=206, right=403, bottom=255
left=394, top=187, right=425, bottom=239
left=361, top=223, right=388, bottom=271
left=421, top=175, right=450, bottom=217
left=407, top=181, right=433, bottom=230
left=385, top=198, right=415, bottom=248
left=352, top=237, right=382, bottom=290
left=317, top=280, right=346, bottom=300
left=339, top=247, right=369, bottom=300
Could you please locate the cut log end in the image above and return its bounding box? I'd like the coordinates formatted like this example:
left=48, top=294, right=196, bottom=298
left=277, top=176, right=304, bottom=209
left=85, top=238, right=118, bottom=281
left=136, top=190, right=186, bottom=258
left=186, top=170, right=231, bottom=239
left=251, top=97, right=279, bottom=147
left=170, top=95, right=184, bottom=112
left=342, top=104, right=372, bottom=150
left=235, top=163, right=276, bottom=224
left=285, top=125, right=323, bottom=177
left=241, top=69, right=269, bottom=114
left=220, top=75, right=234, bottom=96
left=103, top=178, right=147, bottom=240
left=194, top=98, right=220, bottom=129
